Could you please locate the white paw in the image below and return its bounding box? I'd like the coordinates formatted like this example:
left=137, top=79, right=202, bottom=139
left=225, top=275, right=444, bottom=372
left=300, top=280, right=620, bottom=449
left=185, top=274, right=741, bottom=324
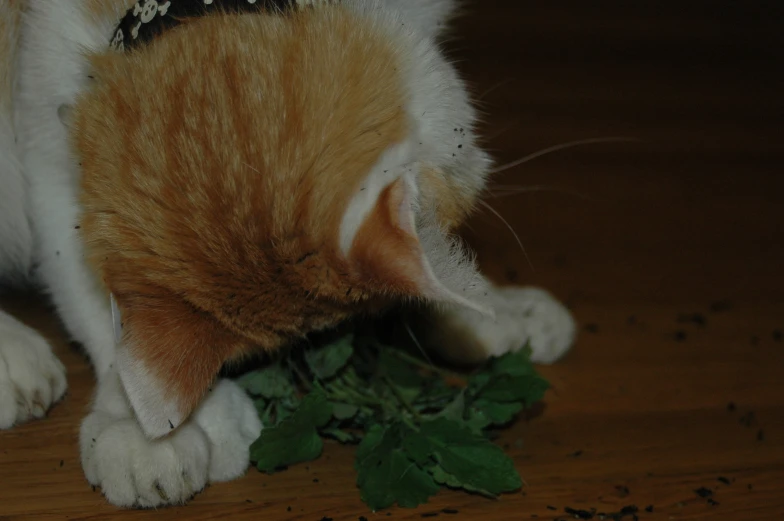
left=80, top=373, right=262, bottom=508
left=0, top=312, right=67, bottom=429
left=488, top=286, right=576, bottom=363
left=427, top=286, right=576, bottom=365
left=191, top=379, right=264, bottom=482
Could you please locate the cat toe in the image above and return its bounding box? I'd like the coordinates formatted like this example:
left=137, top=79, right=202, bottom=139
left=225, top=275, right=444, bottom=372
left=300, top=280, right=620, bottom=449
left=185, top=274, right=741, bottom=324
left=80, top=411, right=210, bottom=508
left=0, top=313, right=67, bottom=429
left=495, top=286, right=577, bottom=364
left=192, top=379, right=263, bottom=482
left=80, top=372, right=260, bottom=508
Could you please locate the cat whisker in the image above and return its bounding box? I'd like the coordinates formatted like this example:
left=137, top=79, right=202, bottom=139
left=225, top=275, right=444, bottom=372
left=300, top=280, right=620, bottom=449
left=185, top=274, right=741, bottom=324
left=403, top=320, right=436, bottom=371
left=477, top=79, right=513, bottom=101
left=485, top=184, right=592, bottom=200
left=477, top=200, right=534, bottom=272
left=480, top=119, right=519, bottom=144
left=490, top=136, right=642, bottom=175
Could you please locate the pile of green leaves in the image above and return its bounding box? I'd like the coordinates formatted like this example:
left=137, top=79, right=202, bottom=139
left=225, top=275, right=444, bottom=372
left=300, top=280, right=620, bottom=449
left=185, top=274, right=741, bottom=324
left=236, top=326, right=549, bottom=511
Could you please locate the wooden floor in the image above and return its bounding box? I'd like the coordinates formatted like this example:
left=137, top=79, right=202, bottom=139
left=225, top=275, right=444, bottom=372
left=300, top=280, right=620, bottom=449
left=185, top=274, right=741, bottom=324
left=2, top=1, right=784, bottom=520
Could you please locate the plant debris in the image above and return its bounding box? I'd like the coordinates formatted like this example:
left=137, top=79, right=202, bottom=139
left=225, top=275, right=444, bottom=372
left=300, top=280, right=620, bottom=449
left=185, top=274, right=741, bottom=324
left=694, top=487, right=713, bottom=498
left=565, top=507, right=595, bottom=519
left=614, top=485, right=630, bottom=498
left=238, top=323, right=549, bottom=511
left=717, top=476, right=732, bottom=485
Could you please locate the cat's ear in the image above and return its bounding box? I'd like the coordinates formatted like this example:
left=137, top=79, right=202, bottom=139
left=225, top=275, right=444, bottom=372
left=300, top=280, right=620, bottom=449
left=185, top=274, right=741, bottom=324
left=381, top=0, right=459, bottom=38
left=112, top=292, right=244, bottom=439
left=340, top=148, right=488, bottom=315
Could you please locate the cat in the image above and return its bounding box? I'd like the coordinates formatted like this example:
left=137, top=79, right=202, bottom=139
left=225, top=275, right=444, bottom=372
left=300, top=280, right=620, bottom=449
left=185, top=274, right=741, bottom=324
left=0, top=0, right=576, bottom=508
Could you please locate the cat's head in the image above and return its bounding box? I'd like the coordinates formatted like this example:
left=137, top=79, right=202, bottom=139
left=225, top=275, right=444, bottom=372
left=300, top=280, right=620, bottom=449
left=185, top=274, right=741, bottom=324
left=71, top=0, right=493, bottom=437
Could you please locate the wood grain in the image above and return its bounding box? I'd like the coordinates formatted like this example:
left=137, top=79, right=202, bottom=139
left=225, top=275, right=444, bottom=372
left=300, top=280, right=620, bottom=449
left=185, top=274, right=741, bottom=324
left=2, top=1, right=783, bottom=519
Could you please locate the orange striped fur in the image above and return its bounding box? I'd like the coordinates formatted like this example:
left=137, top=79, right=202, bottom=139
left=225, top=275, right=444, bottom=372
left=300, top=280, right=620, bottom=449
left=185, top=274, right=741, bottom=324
left=73, top=6, right=413, bottom=419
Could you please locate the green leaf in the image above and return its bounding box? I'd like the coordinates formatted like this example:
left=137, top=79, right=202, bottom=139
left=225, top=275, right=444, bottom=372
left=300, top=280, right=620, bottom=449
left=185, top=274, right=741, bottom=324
left=239, top=328, right=548, bottom=510
left=355, top=424, right=440, bottom=510
left=428, top=463, right=462, bottom=488
left=472, top=399, right=524, bottom=426
left=320, top=426, right=357, bottom=444
left=488, top=348, right=537, bottom=375
left=426, top=462, right=495, bottom=498
left=250, top=390, right=333, bottom=473
left=377, top=348, right=426, bottom=389
left=435, top=390, right=467, bottom=422
left=469, top=349, right=549, bottom=405
left=475, top=374, right=549, bottom=404
left=236, top=363, right=296, bottom=399
left=304, top=334, right=354, bottom=379
left=402, top=418, right=522, bottom=495
left=331, top=402, right=359, bottom=421
left=355, top=423, right=387, bottom=470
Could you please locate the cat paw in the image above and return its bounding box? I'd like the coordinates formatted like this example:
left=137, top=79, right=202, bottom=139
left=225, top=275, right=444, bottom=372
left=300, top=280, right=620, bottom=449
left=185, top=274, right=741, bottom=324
left=425, top=286, right=576, bottom=365
left=488, top=286, right=576, bottom=363
left=0, top=312, right=67, bottom=429
left=80, top=374, right=261, bottom=508
left=191, top=379, right=264, bottom=482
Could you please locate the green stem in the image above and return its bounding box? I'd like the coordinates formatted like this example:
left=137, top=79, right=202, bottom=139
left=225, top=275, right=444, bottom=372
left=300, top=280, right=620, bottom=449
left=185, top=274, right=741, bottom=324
left=383, top=376, right=423, bottom=423
left=328, top=382, right=385, bottom=408
left=288, top=359, right=312, bottom=392
left=386, top=348, right=464, bottom=380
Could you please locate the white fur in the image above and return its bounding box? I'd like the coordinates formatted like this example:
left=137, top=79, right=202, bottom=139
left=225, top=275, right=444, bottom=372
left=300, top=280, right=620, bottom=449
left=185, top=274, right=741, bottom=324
left=115, top=344, right=187, bottom=439
left=347, top=0, right=492, bottom=206
left=0, top=119, right=32, bottom=283
left=0, top=0, right=575, bottom=509
left=339, top=139, right=418, bottom=255
left=380, top=0, right=458, bottom=38
left=0, top=0, right=31, bottom=284
left=0, top=310, right=67, bottom=429
left=421, top=283, right=576, bottom=365
left=471, top=286, right=576, bottom=363
left=80, top=372, right=261, bottom=507
left=340, top=0, right=494, bottom=313
left=14, top=0, right=122, bottom=378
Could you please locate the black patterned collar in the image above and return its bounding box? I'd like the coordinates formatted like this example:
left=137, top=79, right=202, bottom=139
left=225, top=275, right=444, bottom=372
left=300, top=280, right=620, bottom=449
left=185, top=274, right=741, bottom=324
left=110, top=0, right=330, bottom=51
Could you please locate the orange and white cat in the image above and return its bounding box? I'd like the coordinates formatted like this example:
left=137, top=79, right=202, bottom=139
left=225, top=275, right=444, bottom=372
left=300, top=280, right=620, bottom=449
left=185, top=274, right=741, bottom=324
left=0, top=0, right=576, bottom=508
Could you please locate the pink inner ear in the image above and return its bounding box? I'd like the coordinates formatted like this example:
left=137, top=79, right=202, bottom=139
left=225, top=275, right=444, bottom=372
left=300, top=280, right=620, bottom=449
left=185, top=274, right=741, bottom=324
left=349, top=177, right=494, bottom=316
left=391, top=177, right=417, bottom=238
left=348, top=177, right=428, bottom=294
